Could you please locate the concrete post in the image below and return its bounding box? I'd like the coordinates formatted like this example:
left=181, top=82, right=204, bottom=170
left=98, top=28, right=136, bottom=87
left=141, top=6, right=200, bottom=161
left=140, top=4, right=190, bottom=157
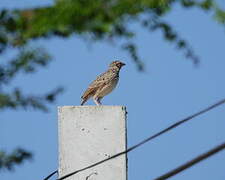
left=58, top=106, right=127, bottom=180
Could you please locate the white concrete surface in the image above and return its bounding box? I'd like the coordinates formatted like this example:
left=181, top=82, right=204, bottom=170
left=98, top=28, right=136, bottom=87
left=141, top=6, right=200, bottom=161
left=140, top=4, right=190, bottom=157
left=58, top=106, right=127, bottom=180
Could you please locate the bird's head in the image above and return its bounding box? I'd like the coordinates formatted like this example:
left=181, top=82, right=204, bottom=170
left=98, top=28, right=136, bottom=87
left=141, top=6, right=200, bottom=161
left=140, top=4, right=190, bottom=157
left=109, top=60, right=126, bottom=70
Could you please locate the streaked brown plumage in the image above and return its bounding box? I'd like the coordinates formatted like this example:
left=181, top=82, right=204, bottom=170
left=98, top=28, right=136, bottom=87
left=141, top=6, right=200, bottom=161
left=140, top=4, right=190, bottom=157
left=81, top=61, right=125, bottom=105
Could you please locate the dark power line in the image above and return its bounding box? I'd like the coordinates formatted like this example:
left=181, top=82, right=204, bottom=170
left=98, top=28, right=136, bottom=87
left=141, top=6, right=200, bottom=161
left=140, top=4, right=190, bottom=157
left=44, top=170, right=58, bottom=180
left=43, top=98, right=225, bottom=180
left=153, top=142, right=225, bottom=180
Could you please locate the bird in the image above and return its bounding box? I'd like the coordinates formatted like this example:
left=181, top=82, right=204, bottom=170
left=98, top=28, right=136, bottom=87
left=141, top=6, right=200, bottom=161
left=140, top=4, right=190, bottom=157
left=81, top=60, right=125, bottom=106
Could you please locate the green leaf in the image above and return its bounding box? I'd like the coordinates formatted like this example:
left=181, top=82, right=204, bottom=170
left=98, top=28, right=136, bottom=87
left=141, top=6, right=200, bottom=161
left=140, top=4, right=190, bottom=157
left=0, top=148, right=32, bottom=171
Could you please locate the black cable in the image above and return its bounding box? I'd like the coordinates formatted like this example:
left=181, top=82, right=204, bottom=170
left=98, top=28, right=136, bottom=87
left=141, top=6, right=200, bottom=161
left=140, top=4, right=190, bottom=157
left=43, top=170, right=58, bottom=180
left=153, top=141, right=225, bottom=180
left=43, top=98, right=225, bottom=180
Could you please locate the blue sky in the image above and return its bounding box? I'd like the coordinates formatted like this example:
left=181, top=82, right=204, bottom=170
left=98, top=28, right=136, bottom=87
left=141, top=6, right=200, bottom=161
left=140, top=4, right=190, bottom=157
left=1, top=1, right=225, bottom=180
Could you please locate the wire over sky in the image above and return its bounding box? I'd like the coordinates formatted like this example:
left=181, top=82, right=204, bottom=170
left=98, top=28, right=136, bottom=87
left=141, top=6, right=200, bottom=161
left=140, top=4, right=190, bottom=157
left=153, top=141, right=225, bottom=180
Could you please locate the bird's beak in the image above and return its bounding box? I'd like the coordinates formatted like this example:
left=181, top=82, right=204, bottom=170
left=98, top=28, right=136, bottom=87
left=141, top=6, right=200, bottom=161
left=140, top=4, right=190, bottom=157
left=121, top=62, right=126, bottom=66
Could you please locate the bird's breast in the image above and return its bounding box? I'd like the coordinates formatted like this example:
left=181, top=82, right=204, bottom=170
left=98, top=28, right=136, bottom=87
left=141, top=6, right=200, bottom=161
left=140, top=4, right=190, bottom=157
left=97, top=77, right=119, bottom=97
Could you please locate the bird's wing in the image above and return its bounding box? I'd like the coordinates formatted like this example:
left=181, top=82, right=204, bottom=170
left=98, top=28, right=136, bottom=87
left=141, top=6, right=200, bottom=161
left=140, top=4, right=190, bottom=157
left=81, top=70, right=115, bottom=99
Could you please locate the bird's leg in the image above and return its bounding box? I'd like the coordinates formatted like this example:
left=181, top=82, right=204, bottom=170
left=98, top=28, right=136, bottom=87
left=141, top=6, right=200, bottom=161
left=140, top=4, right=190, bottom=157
left=97, top=97, right=102, bottom=105
left=93, top=97, right=101, bottom=106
